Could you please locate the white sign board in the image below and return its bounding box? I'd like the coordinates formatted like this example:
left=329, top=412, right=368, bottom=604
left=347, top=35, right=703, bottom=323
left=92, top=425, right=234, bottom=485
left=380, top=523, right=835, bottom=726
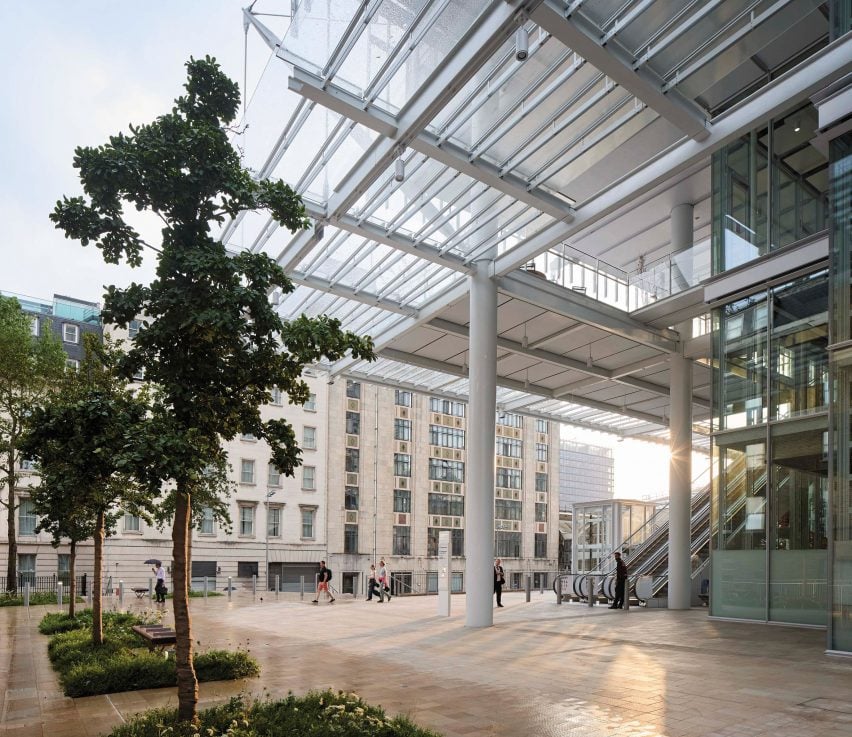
left=437, top=530, right=451, bottom=616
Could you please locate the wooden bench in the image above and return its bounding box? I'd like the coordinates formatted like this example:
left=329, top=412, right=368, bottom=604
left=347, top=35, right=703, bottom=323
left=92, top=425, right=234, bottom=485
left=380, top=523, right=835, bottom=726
left=131, top=587, right=149, bottom=599
left=132, top=625, right=177, bottom=652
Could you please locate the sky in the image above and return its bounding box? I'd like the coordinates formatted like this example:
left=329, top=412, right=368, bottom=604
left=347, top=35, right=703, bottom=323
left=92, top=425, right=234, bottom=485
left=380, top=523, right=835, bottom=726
left=0, top=2, right=699, bottom=500
left=0, top=1, right=272, bottom=305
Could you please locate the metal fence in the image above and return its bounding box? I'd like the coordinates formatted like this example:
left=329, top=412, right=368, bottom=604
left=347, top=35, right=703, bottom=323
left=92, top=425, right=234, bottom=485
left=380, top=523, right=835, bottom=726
left=0, top=574, right=88, bottom=596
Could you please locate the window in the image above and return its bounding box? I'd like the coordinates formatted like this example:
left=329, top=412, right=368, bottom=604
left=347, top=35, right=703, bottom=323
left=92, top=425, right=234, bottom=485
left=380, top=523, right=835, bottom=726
left=535, top=533, right=548, bottom=558
left=267, top=506, right=281, bottom=538
left=393, top=489, right=411, bottom=513
left=428, top=458, right=464, bottom=483
left=394, top=418, right=412, bottom=441
left=301, top=508, right=315, bottom=538
left=536, top=503, right=547, bottom=522
left=302, top=466, right=316, bottom=490
left=344, top=524, right=358, bottom=553
left=128, top=319, right=140, bottom=338
left=30, top=317, right=39, bottom=337
left=393, top=526, right=411, bottom=555
left=429, top=425, right=465, bottom=448
left=496, top=411, right=522, bottom=428
left=496, top=437, right=522, bottom=457
left=240, top=459, right=255, bottom=484
left=536, top=443, right=548, bottom=462
left=535, top=473, right=548, bottom=492
left=394, top=453, right=412, bottom=477
left=20, top=457, right=38, bottom=471
left=18, top=498, right=36, bottom=536
left=428, top=493, right=464, bottom=517
left=267, top=464, right=281, bottom=487
left=65, top=359, right=79, bottom=371
left=303, top=426, right=317, bottom=449
left=58, top=554, right=70, bottom=584
left=395, top=389, right=412, bottom=406
left=200, top=506, right=215, bottom=535
left=239, top=505, right=255, bottom=536
left=62, top=323, right=79, bottom=344
left=123, top=513, right=141, bottom=532
left=495, top=499, right=523, bottom=520
left=495, top=531, right=522, bottom=558
left=345, top=411, right=360, bottom=435
left=240, top=433, right=257, bottom=441
left=237, top=561, right=258, bottom=578
left=495, top=468, right=522, bottom=489
left=345, top=448, right=359, bottom=473
left=345, top=486, right=359, bottom=510
left=18, top=554, right=36, bottom=583
left=346, top=380, right=361, bottom=399
left=271, top=386, right=283, bottom=405
left=430, top=397, right=465, bottom=416
left=427, top=528, right=464, bottom=556
left=535, top=419, right=549, bottom=433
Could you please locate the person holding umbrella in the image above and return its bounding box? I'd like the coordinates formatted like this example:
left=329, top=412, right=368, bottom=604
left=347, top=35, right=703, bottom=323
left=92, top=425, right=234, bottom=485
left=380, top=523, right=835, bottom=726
left=146, top=559, right=167, bottom=603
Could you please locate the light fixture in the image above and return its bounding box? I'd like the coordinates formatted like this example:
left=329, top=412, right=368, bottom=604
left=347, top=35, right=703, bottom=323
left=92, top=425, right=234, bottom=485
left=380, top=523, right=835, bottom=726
left=515, top=26, right=529, bottom=61
left=586, top=344, right=593, bottom=368
left=793, top=118, right=801, bottom=133
left=394, top=146, right=405, bottom=183
left=270, top=290, right=281, bottom=306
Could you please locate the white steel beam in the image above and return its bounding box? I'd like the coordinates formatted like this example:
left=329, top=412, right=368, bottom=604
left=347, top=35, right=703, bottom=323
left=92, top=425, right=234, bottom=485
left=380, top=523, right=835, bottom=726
left=529, top=0, right=710, bottom=141
left=288, top=273, right=418, bottom=317
left=494, top=35, right=852, bottom=276
left=275, top=226, right=325, bottom=272
left=498, top=270, right=680, bottom=353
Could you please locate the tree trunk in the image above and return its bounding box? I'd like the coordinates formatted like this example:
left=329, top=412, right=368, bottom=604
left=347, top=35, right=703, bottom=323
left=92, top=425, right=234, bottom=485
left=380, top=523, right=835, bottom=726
left=68, top=540, right=77, bottom=618
left=6, top=466, right=16, bottom=594
left=173, top=490, right=198, bottom=723
left=92, top=511, right=104, bottom=645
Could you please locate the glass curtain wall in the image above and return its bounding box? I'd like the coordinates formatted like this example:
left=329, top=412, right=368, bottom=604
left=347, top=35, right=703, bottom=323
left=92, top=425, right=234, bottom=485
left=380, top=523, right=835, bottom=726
left=712, top=103, right=828, bottom=274
left=829, top=132, right=852, bottom=651
left=712, top=271, right=830, bottom=624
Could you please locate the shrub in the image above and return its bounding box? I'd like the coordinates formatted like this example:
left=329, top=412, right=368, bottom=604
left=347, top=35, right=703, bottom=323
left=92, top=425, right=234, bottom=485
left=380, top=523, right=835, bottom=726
left=107, top=692, right=443, bottom=737
left=0, top=592, right=84, bottom=607
left=63, top=652, right=176, bottom=698
left=194, top=649, right=260, bottom=681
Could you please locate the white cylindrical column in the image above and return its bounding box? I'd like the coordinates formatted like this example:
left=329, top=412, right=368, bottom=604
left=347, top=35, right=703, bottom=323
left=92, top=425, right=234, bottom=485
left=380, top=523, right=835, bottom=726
left=668, top=321, right=693, bottom=610
left=466, top=260, right=497, bottom=628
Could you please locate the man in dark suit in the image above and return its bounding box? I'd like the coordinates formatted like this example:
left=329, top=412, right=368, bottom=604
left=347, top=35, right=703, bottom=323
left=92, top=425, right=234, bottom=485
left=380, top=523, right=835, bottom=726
left=610, top=552, right=627, bottom=609
left=494, top=558, right=505, bottom=607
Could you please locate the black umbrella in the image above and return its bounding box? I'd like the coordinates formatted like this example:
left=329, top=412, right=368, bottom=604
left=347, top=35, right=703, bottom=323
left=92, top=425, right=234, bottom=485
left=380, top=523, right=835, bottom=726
left=144, top=559, right=162, bottom=566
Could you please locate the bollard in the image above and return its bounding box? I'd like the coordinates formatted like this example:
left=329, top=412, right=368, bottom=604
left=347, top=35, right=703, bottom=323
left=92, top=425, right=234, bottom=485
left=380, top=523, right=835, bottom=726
left=149, top=577, right=154, bottom=601
left=587, top=575, right=595, bottom=607
left=300, top=575, right=305, bottom=600
left=24, top=582, right=30, bottom=608
left=624, top=577, right=630, bottom=612
left=228, top=576, right=232, bottom=601
left=525, top=574, right=531, bottom=603
left=57, top=581, right=63, bottom=608
left=118, top=580, right=124, bottom=607
left=86, top=586, right=92, bottom=607
left=252, top=574, right=257, bottom=599
left=556, top=580, right=563, bottom=606
left=540, top=576, right=544, bottom=595
left=275, top=575, right=280, bottom=600
left=203, top=576, right=209, bottom=600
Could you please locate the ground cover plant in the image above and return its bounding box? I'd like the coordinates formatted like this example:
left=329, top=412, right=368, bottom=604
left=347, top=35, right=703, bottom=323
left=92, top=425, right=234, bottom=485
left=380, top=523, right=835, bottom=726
left=0, top=592, right=84, bottom=607
left=40, top=609, right=258, bottom=697
left=107, top=691, right=443, bottom=737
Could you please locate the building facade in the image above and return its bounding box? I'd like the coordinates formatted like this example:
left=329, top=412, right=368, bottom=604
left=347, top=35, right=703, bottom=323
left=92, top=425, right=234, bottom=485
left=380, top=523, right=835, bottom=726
left=558, top=440, right=614, bottom=511
left=325, top=381, right=561, bottom=594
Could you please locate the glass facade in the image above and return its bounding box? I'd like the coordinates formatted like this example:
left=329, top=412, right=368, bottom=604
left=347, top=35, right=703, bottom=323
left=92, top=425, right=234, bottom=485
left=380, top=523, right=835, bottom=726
left=712, top=103, right=828, bottom=275
left=712, top=267, right=830, bottom=625
left=829, top=131, right=852, bottom=651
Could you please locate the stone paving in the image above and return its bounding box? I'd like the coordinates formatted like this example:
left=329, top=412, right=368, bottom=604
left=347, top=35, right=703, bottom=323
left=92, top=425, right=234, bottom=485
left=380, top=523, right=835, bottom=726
left=2, top=590, right=852, bottom=736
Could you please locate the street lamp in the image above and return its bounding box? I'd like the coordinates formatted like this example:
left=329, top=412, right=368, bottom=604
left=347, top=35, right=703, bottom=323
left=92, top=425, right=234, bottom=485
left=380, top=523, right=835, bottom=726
left=265, top=489, right=277, bottom=592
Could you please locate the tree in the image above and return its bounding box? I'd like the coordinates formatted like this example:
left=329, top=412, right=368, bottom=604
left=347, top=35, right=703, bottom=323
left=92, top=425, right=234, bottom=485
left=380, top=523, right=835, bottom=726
left=0, top=296, right=66, bottom=593
left=51, top=57, right=374, bottom=722
left=22, top=336, right=153, bottom=638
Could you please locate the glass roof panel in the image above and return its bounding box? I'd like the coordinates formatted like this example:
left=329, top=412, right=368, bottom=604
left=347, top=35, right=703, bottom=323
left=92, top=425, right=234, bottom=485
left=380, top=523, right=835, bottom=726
left=283, top=0, right=363, bottom=77
left=299, top=122, right=379, bottom=204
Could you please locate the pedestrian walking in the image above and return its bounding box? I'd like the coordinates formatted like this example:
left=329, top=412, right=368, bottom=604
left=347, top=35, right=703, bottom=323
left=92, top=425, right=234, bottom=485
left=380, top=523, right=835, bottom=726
left=377, top=559, right=391, bottom=602
left=610, top=552, right=627, bottom=609
left=312, top=560, right=335, bottom=604
left=366, top=564, right=379, bottom=601
left=153, top=563, right=167, bottom=603
left=494, top=558, right=505, bottom=607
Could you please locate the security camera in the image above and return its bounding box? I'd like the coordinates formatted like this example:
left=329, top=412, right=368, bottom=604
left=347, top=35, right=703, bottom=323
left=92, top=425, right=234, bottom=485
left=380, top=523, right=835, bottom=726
left=515, top=27, right=529, bottom=61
